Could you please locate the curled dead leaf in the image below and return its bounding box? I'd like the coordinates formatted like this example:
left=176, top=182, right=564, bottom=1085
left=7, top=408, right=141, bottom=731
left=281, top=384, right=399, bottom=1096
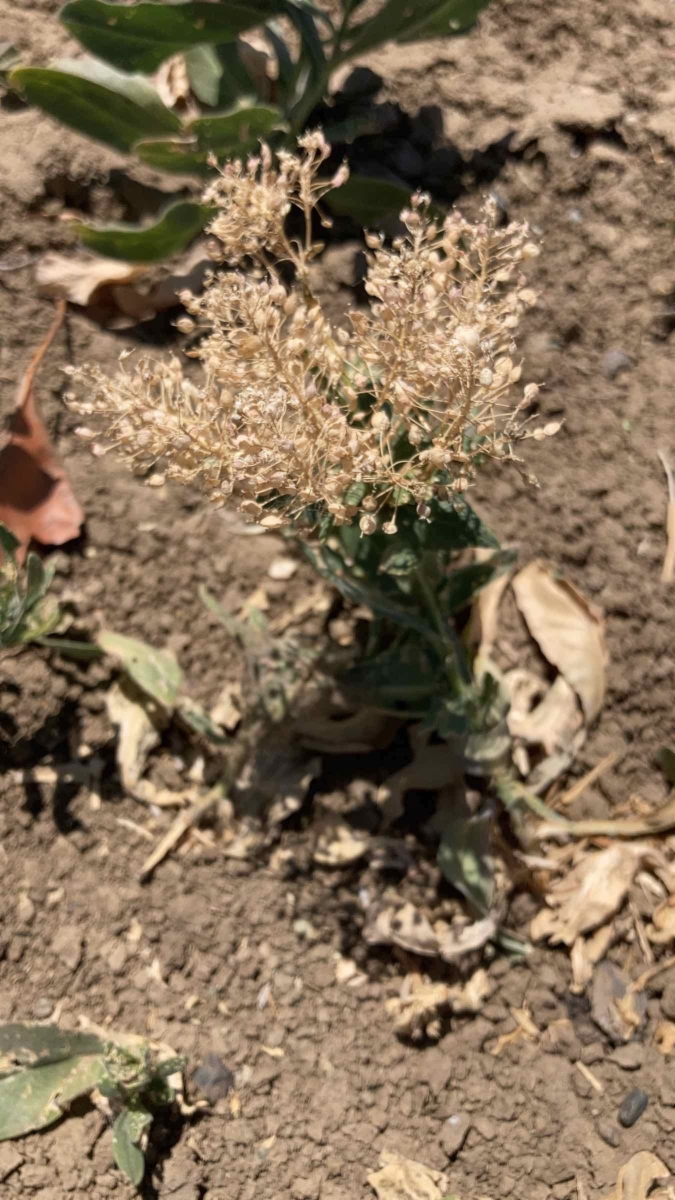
left=363, top=902, right=438, bottom=957
left=368, top=1150, right=448, bottom=1200
left=570, top=923, right=617, bottom=995
left=530, top=843, right=648, bottom=946
left=0, top=302, right=83, bottom=561
left=655, top=1020, right=675, bottom=1056
left=512, top=561, right=607, bottom=723
left=106, top=678, right=166, bottom=793
left=314, top=819, right=370, bottom=867
left=385, top=969, right=491, bottom=1039
left=648, top=895, right=675, bottom=944
left=607, top=1151, right=670, bottom=1200
left=435, top=915, right=497, bottom=962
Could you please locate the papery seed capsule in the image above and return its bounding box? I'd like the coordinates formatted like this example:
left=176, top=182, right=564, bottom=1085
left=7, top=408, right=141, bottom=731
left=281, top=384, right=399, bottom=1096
left=524, top=383, right=539, bottom=403
left=176, top=317, right=195, bottom=334
left=452, top=475, right=469, bottom=493
left=371, top=411, right=390, bottom=433
left=479, top=368, right=494, bottom=386
left=382, top=520, right=397, bottom=535
left=520, top=242, right=540, bottom=260
left=360, top=514, right=377, bottom=535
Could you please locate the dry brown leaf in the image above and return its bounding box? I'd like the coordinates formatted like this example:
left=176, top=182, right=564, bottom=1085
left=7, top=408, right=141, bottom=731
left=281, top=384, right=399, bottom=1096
left=314, top=819, right=370, bottom=867
left=508, top=674, right=584, bottom=756
left=364, top=902, right=439, bottom=957
left=607, top=1151, right=670, bottom=1200
left=368, top=1151, right=447, bottom=1200
left=570, top=922, right=616, bottom=994
left=385, top=974, right=452, bottom=1039
left=106, top=678, right=165, bottom=792
left=591, top=959, right=646, bottom=1044
left=0, top=302, right=83, bottom=561
left=447, top=967, right=492, bottom=1013
left=648, top=895, right=675, bottom=944
left=489, top=1004, right=539, bottom=1056
left=655, top=1020, right=675, bottom=1055
left=530, top=843, right=648, bottom=946
left=376, top=725, right=464, bottom=825
left=536, top=793, right=675, bottom=841
left=436, top=915, right=497, bottom=962
left=512, top=561, right=607, bottom=723
left=210, top=682, right=242, bottom=733
left=37, top=244, right=213, bottom=327
left=465, top=546, right=512, bottom=666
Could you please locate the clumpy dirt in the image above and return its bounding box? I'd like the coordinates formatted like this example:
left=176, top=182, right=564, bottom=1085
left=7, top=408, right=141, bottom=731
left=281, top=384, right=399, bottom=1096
left=3, top=0, right=675, bottom=1196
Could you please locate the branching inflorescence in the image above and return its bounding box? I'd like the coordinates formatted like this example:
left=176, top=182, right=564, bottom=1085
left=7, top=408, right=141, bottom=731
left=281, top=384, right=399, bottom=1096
left=68, top=132, right=556, bottom=536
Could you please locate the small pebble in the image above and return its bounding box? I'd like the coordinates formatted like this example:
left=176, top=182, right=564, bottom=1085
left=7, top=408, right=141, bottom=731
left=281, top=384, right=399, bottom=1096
left=440, top=1113, right=472, bottom=1159
left=193, top=1053, right=235, bottom=1104
left=609, top=1043, right=645, bottom=1070
left=596, top=1119, right=620, bottom=1148
left=33, top=998, right=54, bottom=1020
left=619, top=1088, right=649, bottom=1128
left=602, top=349, right=633, bottom=380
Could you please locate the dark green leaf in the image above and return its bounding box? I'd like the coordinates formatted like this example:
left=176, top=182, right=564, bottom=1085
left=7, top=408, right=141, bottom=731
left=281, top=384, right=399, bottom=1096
left=0, top=523, right=20, bottom=561
left=400, top=0, right=492, bottom=41
left=74, top=200, right=213, bottom=263
left=112, top=1109, right=150, bottom=1186
left=191, top=103, right=285, bottom=151
left=421, top=497, right=499, bottom=552
left=61, top=0, right=289, bottom=74
left=325, top=174, right=411, bottom=227
left=97, top=630, right=183, bottom=709
left=134, top=136, right=213, bottom=176
left=341, top=646, right=440, bottom=706
left=264, top=24, right=295, bottom=103
left=0, top=1024, right=105, bottom=1067
left=343, top=0, right=489, bottom=58
left=10, top=59, right=180, bottom=153
left=0, top=1056, right=105, bottom=1139
left=437, top=811, right=494, bottom=913
left=378, top=545, right=419, bottom=577
left=303, top=543, right=440, bottom=645
left=443, top=549, right=516, bottom=614
left=285, top=1, right=325, bottom=79
left=23, top=554, right=49, bottom=614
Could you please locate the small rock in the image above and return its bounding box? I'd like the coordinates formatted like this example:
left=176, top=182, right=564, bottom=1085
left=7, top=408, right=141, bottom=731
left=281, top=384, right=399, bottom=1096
left=609, top=1043, right=645, bottom=1070
left=602, top=349, right=633, bottom=380
left=292, top=1176, right=321, bottom=1200
left=440, top=1113, right=472, bottom=1159
left=596, top=1120, right=620, bottom=1148
left=193, top=1054, right=235, bottom=1104
left=107, top=942, right=128, bottom=975
left=648, top=271, right=675, bottom=297
left=33, top=997, right=54, bottom=1020
left=0, top=1144, right=23, bottom=1182
left=20, top=1164, right=53, bottom=1188
left=52, top=925, right=83, bottom=971
left=268, top=557, right=297, bottom=582
left=591, top=961, right=646, bottom=1043
left=16, top=894, right=35, bottom=925
left=619, top=1088, right=649, bottom=1128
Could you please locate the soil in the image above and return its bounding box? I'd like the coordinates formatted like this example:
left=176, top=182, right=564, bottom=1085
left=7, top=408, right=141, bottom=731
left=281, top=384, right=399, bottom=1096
left=2, top=0, right=675, bottom=1198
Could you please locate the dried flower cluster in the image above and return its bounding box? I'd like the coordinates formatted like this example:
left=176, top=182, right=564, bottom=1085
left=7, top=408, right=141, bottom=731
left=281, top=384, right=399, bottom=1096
left=68, top=131, right=555, bottom=535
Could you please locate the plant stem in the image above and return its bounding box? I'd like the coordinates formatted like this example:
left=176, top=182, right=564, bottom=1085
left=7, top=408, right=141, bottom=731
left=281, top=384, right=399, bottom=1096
left=413, top=565, right=469, bottom=694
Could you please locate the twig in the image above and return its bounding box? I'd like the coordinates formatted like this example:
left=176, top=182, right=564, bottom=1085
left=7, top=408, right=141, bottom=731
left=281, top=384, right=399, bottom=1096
left=139, top=787, right=221, bottom=882
left=575, top=1060, right=604, bottom=1094
left=556, top=751, right=622, bottom=808
left=14, top=298, right=67, bottom=411
left=658, top=449, right=675, bottom=583
left=627, top=954, right=675, bottom=997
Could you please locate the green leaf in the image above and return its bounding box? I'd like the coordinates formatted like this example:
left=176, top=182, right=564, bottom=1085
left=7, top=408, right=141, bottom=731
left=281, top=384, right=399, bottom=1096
left=0, top=1024, right=105, bottom=1068
left=193, top=104, right=284, bottom=148
left=10, top=59, right=180, bottom=153
left=0, top=523, right=20, bottom=561
left=61, top=0, right=289, bottom=74
left=0, top=1025, right=106, bottom=1141
left=23, top=554, right=51, bottom=615
left=341, top=646, right=440, bottom=706
left=443, top=549, right=516, bottom=614
left=326, top=174, right=412, bottom=227
left=112, top=1108, right=151, bottom=1187
left=378, top=545, right=419, bottom=577
left=74, top=200, right=213, bottom=263
left=185, top=42, right=257, bottom=109
left=437, top=811, right=494, bottom=913
left=303, top=542, right=440, bottom=646
left=38, top=636, right=103, bottom=660
left=343, top=0, right=489, bottom=58
left=421, top=497, right=499, bottom=552
left=97, top=630, right=183, bottom=709
left=133, top=137, right=214, bottom=176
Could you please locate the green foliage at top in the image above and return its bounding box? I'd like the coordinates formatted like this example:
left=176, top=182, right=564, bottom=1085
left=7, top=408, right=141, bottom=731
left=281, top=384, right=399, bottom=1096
left=0, top=1022, right=185, bottom=1189
left=0, top=525, right=61, bottom=650
left=9, top=0, right=490, bottom=261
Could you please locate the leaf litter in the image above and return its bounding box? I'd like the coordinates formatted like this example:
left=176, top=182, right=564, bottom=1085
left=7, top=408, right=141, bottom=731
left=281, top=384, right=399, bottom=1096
left=0, top=302, right=83, bottom=562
